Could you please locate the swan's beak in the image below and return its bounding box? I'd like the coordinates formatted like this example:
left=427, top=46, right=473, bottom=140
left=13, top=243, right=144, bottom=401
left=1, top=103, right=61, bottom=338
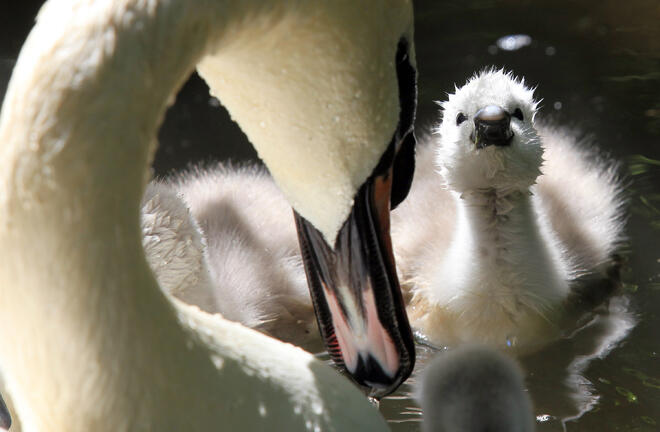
left=295, top=132, right=416, bottom=397
left=470, top=105, right=513, bottom=149
left=294, top=38, right=417, bottom=398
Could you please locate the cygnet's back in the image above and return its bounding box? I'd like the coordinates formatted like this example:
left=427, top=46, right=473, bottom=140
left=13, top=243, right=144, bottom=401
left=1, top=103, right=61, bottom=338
left=534, top=126, right=626, bottom=277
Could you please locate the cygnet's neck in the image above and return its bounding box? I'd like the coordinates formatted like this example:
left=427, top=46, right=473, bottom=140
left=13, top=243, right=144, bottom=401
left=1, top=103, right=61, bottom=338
left=436, top=186, right=569, bottom=314
left=460, top=188, right=536, bottom=264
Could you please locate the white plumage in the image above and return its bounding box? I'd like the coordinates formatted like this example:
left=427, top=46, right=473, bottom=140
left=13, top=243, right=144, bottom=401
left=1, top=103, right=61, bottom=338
left=142, top=166, right=320, bottom=351
left=391, top=69, right=626, bottom=353
left=142, top=70, right=626, bottom=358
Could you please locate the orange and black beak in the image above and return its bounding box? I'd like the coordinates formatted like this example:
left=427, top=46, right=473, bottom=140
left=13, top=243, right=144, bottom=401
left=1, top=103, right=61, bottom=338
left=294, top=39, right=417, bottom=397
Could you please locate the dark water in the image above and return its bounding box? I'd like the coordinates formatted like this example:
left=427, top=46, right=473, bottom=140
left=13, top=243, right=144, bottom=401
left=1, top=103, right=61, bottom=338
left=2, top=1, right=659, bottom=431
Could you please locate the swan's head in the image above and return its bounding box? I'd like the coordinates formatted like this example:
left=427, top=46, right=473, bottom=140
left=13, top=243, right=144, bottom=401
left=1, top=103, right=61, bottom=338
left=0, top=0, right=416, bottom=398
left=198, top=3, right=419, bottom=396
left=436, top=69, right=543, bottom=195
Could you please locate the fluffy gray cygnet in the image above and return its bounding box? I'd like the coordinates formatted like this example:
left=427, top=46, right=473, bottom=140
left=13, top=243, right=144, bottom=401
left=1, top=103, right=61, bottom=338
left=417, top=345, right=534, bottom=432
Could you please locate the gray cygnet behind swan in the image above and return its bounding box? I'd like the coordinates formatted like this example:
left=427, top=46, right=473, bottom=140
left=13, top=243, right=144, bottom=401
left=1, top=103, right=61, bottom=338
left=417, top=345, right=534, bottom=432
left=143, top=165, right=320, bottom=350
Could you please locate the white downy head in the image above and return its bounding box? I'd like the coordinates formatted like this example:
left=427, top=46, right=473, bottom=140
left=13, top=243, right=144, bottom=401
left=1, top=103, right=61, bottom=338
left=436, top=69, right=543, bottom=195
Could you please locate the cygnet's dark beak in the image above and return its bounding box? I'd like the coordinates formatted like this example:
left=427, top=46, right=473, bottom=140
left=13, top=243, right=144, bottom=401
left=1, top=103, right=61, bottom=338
left=470, top=105, right=513, bottom=149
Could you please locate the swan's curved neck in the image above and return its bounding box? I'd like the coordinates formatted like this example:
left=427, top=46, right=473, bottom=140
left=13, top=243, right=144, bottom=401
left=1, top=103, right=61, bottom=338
left=0, top=3, right=232, bottom=427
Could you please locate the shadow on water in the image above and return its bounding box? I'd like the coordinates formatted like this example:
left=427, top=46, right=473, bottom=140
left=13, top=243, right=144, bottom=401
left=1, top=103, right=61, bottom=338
left=2, top=1, right=659, bottom=431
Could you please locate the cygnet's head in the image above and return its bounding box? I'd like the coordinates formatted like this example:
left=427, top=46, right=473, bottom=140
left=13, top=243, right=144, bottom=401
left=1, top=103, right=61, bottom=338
left=417, top=345, right=534, bottom=432
left=436, top=69, right=543, bottom=194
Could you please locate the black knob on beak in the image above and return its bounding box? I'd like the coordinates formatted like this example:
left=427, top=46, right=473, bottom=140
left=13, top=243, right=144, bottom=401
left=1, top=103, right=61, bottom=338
left=470, top=105, right=513, bottom=149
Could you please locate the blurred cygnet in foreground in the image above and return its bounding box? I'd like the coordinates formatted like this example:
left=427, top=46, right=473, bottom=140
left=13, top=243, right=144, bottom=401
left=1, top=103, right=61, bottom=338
left=417, top=345, right=534, bottom=432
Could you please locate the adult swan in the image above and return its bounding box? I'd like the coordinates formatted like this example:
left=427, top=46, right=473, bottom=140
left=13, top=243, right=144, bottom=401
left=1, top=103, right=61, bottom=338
left=0, top=0, right=417, bottom=429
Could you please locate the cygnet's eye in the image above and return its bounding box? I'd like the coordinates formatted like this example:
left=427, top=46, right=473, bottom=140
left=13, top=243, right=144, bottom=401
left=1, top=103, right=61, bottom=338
left=456, top=112, right=467, bottom=125
left=512, top=108, right=524, bottom=121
